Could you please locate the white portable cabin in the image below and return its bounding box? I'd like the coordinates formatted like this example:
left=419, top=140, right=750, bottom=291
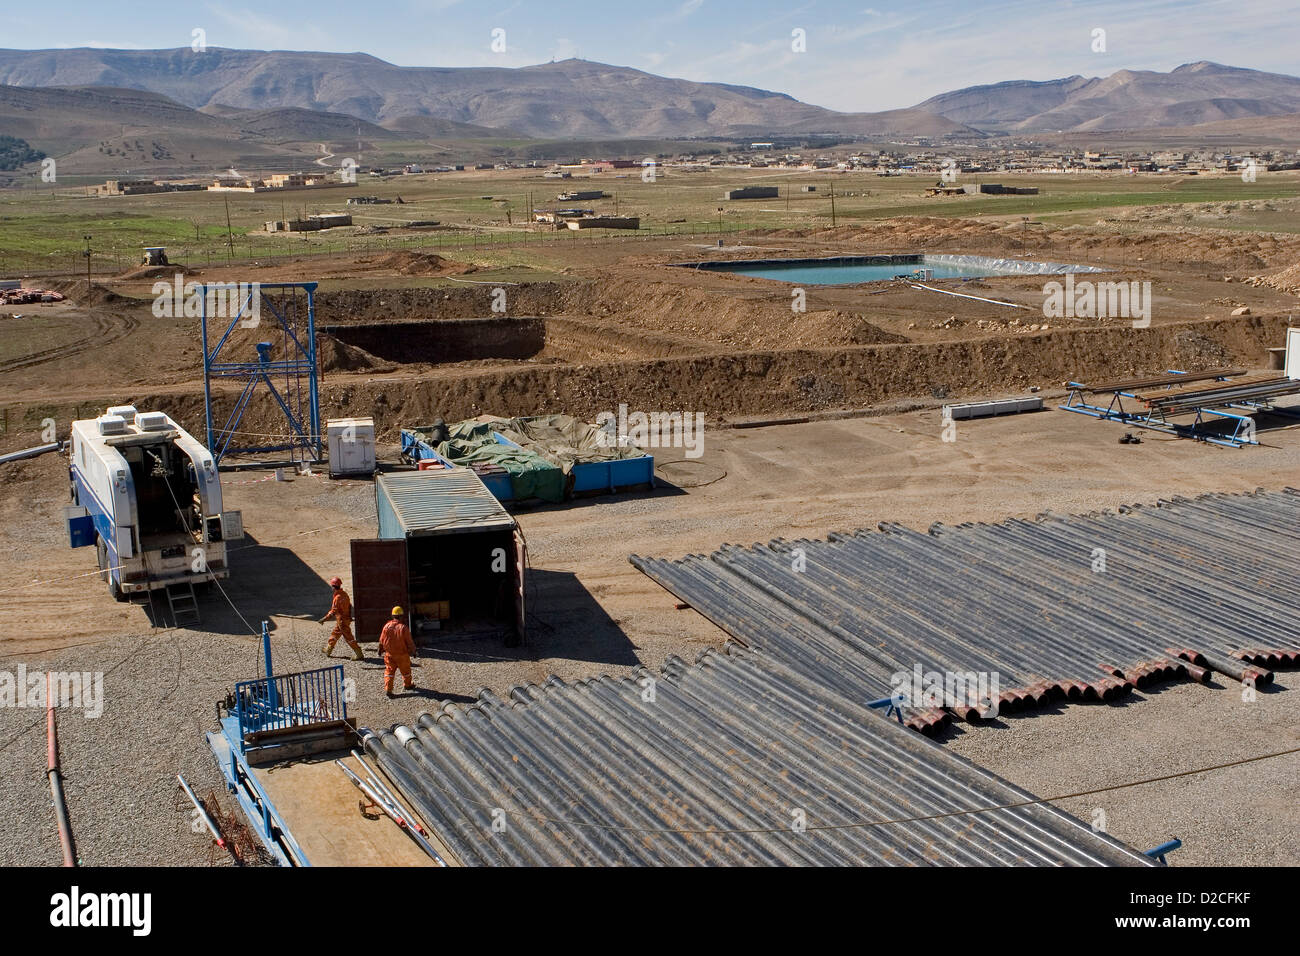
left=67, top=407, right=241, bottom=599
left=326, top=417, right=376, bottom=478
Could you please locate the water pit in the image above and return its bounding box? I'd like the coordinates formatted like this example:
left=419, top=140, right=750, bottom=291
left=682, top=254, right=1108, bottom=285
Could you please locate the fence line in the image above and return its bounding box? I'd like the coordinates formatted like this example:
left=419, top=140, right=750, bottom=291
left=7, top=220, right=757, bottom=278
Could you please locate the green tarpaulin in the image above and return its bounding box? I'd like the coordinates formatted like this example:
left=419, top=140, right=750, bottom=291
left=410, top=420, right=566, bottom=503
left=487, top=415, right=648, bottom=471
left=406, top=415, right=648, bottom=504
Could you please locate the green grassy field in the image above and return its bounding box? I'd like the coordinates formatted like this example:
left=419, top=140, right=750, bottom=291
left=0, top=314, right=84, bottom=362
left=2, top=167, right=1297, bottom=275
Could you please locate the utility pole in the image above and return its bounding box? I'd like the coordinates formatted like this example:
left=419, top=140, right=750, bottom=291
left=224, top=195, right=235, bottom=259
left=83, top=235, right=92, bottom=288
left=829, top=183, right=837, bottom=228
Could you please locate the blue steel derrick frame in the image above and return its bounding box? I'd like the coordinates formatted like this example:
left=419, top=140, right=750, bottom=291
left=201, top=281, right=321, bottom=464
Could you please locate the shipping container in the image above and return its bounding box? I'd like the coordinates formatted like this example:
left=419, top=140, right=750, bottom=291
left=351, top=470, right=524, bottom=646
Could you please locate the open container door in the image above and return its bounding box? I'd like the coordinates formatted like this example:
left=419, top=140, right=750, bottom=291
left=510, top=528, right=526, bottom=646
left=350, top=538, right=408, bottom=642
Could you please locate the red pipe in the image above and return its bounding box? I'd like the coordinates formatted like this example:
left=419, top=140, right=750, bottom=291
left=46, top=675, right=77, bottom=867
left=1183, top=662, right=1211, bottom=684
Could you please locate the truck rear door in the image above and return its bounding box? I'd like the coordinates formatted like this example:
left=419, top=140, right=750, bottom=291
left=349, top=539, right=408, bottom=642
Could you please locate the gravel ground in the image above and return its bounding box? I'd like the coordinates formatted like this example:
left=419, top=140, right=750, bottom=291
left=2, top=410, right=1298, bottom=866
left=944, top=677, right=1300, bottom=866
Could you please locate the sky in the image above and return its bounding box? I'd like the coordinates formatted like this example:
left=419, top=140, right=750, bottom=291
left=3, top=0, right=1296, bottom=112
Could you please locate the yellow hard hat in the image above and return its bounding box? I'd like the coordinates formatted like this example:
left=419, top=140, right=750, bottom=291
left=391, top=606, right=404, bottom=616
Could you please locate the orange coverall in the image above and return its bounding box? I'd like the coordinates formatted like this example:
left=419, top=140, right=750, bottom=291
left=324, top=589, right=361, bottom=656
left=379, top=618, right=416, bottom=693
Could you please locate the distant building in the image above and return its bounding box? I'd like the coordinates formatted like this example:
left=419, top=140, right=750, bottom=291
left=533, top=208, right=594, bottom=224
left=265, top=213, right=353, bottom=233
left=978, top=184, right=1039, bottom=195
left=91, top=179, right=203, bottom=197
left=208, top=177, right=261, bottom=193
left=263, top=172, right=332, bottom=188
left=724, top=186, right=779, bottom=200
left=565, top=216, right=639, bottom=230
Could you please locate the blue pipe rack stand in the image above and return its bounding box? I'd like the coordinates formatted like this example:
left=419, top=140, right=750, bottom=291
left=866, top=695, right=906, bottom=724
left=1059, top=369, right=1261, bottom=448
left=1143, top=838, right=1183, bottom=865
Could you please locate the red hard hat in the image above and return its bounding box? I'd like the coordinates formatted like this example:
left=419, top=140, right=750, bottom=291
left=329, top=577, right=342, bottom=588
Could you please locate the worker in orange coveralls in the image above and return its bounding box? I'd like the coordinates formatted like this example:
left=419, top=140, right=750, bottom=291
left=379, top=606, right=416, bottom=698
left=321, top=577, right=364, bottom=660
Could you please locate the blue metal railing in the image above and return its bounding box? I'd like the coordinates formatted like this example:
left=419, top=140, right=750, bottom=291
left=234, top=665, right=347, bottom=743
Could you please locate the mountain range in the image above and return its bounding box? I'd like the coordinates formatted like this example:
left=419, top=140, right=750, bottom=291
left=0, top=48, right=970, bottom=141
left=913, top=61, right=1300, bottom=133
left=1, top=49, right=1297, bottom=171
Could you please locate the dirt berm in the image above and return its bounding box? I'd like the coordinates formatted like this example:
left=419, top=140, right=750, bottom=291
left=20, top=313, right=1284, bottom=442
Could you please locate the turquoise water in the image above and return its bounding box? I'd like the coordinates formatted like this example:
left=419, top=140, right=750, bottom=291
left=703, top=259, right=994, bottom=285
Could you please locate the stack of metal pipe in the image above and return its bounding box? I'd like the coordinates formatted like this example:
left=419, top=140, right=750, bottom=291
left=631, top=489, right=1299, bottom=721
left=363, top=648, right=1154, bottom=867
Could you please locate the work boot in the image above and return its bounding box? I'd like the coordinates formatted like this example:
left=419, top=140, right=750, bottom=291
left=323, top=644, right=333, bottom=657
left=353, top=647, right=364, bottom=661
left=385, top=691, right=396, bottom=699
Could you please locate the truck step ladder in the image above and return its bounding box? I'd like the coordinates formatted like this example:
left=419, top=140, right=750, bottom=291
left=165, top=582, right=201, bottom=628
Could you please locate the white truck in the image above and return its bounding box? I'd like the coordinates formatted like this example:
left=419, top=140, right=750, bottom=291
left=66, top=405, right=241, bottom=605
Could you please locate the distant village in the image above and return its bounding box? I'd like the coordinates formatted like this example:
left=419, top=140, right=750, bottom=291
left=87, top=140, right=1300, bottom=202
left=79, top=140, right=1299, bottom=235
